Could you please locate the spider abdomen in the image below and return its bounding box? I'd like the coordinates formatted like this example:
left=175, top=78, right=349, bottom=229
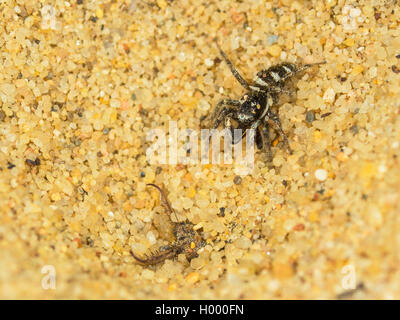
left=254, top=63, right=297, bottom=88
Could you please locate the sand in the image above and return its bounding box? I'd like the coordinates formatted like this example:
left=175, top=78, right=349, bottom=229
left=0, top=0, right=399, bottom=299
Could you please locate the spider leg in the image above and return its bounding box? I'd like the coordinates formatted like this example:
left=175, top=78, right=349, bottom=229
left=212, top=105, right=239, bottom=129
left=202, top=99, right=238, bottom=128
left=211, top=98, right=240, bottom=124
left=296, top=61, right=326, bottom=74
left=281, top=61, right=326, bottom=84
left=215, top=41, right=251, bottom=91
left=227, top=118, right=261, bottom=146
left=266, top=110, right=293, bottom=154
left=256, top=127, right=263, bottom=150
left=261, top=119, right=273, bottom=161
left=224, top=116, right=245, bottom=144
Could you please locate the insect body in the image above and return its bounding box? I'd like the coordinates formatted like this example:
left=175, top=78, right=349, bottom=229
left=208, top=41, right=326, bottom=160
left=130, top=184, right=205, bottom=266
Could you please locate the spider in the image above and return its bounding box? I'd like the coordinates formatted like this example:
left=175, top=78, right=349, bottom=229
left=130, top=183, right=205, bottom=266
left=206, top=41, right=326, bottom=160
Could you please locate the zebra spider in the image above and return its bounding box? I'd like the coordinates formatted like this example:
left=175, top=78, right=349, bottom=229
left=206, top=41, right=326, bottom=160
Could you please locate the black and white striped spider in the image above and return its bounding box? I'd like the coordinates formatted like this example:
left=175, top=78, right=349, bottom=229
left=207, top=41, right=325, bottom=160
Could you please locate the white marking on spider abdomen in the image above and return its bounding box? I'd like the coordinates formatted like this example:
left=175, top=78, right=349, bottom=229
left=270, top=71, right=281, bottom=82
left=254, top=76, right=269, bottom=87
left=258, top=95, right=272, bottom=120
left=282, top=65, right=292, bottom=73
left=249, top=85, right=261, bottom=91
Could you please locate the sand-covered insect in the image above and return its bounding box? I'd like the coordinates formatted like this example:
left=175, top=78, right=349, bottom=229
left=205, top=40, right=326, bottom=160
left=130, top=183, right=206, bottom=266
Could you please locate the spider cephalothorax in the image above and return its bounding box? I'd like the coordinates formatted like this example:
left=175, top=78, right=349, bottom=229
left=130, top=184, right=205, bottom=266
left=207, top=41, right=326, bottom=160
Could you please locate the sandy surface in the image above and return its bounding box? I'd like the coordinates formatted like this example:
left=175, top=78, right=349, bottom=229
left=0, top=0, right=399, bottom=299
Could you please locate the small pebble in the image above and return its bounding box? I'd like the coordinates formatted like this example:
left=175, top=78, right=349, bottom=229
left=95, top=8, right=104, bottom=19
left=73, top=138, right=82, bottom=146
left=205, top=58, right=214, bottom=67
left=350, top=125, right=359, bottom=134
left=315, top=169, right=328, bottom=181
left=267, top=44, right=282, bottom=57
left=293, top=224, right=305, bottom=231
left=378, top=164, right=387, bottom=174
left=182, top=197, right=193, bottom=210
left=178, top=52, right=186, bottom=62
left=157, top=0, right=168, bottom=10
left=7, top=162, right=15, bottom=169
left=233, top=176, right=242, bottom=185
left=146, top=231, right=156, bottom=244
left=142, top=269, right=155, bottom=280
left=391, top=65, right=400, bottom=74
left=26, top=158, right=41, bottom=166
left=343, top=38, right=355, bottom=47
left=197, top=99, right=210, bottom=112
left=323, top=87, right=336, bottom=103
left=305, top=110, right=316, bottom=123
left=349, top=7, right=361, bottom=18
left=110, top=99, right=120, bottom=108
left=235, top=236, right=251, bottom=249
left=267, top=35, right=279, bottom=46
left=86, top=237, right=94, bottom=247
left=185, top=272, right=200, bottom=284
left=351, top=64, right=364, bottom=76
